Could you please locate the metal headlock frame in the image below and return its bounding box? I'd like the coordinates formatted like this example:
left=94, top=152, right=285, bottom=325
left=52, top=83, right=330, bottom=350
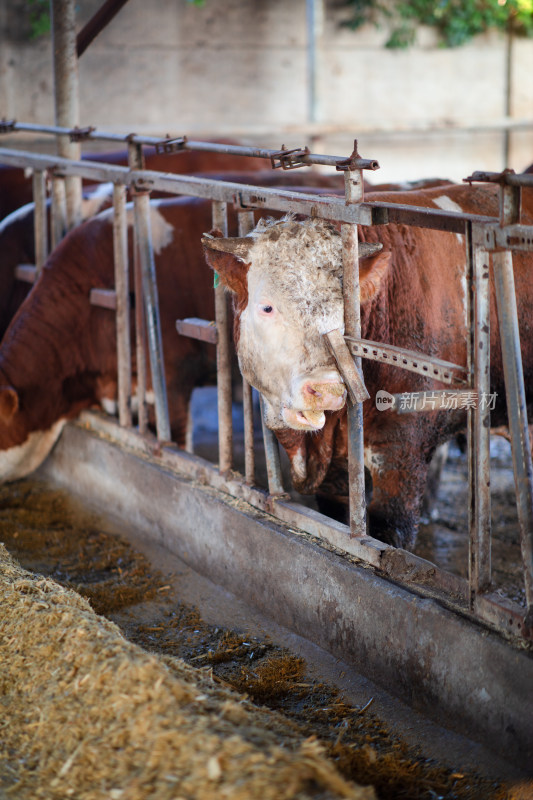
left=1, top=125, right=532, bottom=641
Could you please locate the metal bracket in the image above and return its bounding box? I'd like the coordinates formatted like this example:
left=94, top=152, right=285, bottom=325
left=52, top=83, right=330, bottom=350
left=270, top=145, right=310, bottom=170
left=345, top=335, right=468, bottom=385
left=0, top=118, right=16, bottom=134
left=68, top=125, right=95, bottom=142
left=335, top=139, right=380, bottom=173
left=154, top=136, right=188, bottom=155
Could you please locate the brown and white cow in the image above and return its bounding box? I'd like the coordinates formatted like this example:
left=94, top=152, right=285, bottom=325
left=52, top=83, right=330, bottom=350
left=0, top=195, right=224, bottom=483
left=203, top=182, right=533, bottom=549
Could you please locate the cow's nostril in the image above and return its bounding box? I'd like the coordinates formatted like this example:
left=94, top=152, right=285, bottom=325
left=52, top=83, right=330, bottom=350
left=305, top=385, right=321, bottom=397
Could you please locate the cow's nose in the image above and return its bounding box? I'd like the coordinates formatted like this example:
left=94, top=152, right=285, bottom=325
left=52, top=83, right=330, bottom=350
left=302, top=381, right=346, bottom=410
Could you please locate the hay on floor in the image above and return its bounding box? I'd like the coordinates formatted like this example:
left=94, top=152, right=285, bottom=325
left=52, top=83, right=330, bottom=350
left=0, top=544, right=374, bottom=800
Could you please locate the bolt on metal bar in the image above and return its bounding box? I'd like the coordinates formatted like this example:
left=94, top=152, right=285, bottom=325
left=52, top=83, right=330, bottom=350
left=238, top=210, right=257, bottom=484
left=343, top=168, right=366, bottom=538
left=468, top=224, right=492, bottom=602
left=32, top=171, right=48, bottom=272
left=133, top=192, right=171, bottom=442
left=492, top=250, right=533, bottom=624
left=259, top=396, right=285, bottom=495
left=112, top=184, right=132, bottom=428
left=212, top=201, right=233, bottom=473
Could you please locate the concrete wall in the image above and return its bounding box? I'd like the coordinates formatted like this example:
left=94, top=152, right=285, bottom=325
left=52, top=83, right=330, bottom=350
left=0, top=0, right=532, bottom=183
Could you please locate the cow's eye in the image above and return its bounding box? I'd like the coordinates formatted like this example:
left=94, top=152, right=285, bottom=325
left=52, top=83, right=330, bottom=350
left=262, top=305, right=273, bottom=314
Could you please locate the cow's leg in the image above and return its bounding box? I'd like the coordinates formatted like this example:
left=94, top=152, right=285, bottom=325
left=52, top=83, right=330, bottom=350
left=365, top=439, right=432, bottom=550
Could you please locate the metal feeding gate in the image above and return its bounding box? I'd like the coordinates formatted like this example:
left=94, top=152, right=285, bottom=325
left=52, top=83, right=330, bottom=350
left=0, top=122, right=532, bottom=645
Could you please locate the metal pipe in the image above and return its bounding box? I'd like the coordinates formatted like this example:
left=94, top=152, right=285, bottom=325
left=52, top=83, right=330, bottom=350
left=128, top=143, right=148, bottom=435
left=343, top=168, right=366, bottom=538
left=112, top=183, right=132, bottom=428
left=212, top=201, right=233, bottom=473
left=50, top=0, right=82, bottom=229
left=493, top=250, right=533, bottom=625
left=306, top=0, right=323, bottom=125
left=259, top=396, right=285, bottom=495
left=50, top=176, right=67, bottom=250
left=468, top=226, right=492, bottom=601
left=32, top=171, right=48, bottom=272
left=238, top=210, right=257, bottom=484
left=133, top=193, right=171, bottom=442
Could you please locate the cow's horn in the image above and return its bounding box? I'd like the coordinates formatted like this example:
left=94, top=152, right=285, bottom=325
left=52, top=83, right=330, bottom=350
left=359, top=241, right=383, bottom=258
left=202, top=235, right=254, bottom=260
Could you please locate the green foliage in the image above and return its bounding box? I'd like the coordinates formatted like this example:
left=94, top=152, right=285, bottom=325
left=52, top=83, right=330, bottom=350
left=26, top=0, right=51, bottom=39
left=342, top=0, right=533, bottom=47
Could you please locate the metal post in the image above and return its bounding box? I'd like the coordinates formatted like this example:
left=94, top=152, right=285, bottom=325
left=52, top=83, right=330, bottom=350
left=50, top=177, right=67, bottom=250
left=343, top=168, right=366, bottom=538
left=238, top=210, right=256, bottom=484
left=134, top=193, right=171, bottom=442
left=493, top=250, right=533, bottom=625
left=50, top=0, right=82, bottom=229
left=259, top=396, right=285, bottom=495
left=212, top=200, right=233, bottom=473
left=112, top=183, right=132, bottom=428
left=128, top=143, right=148, bottom=435
left=468, top=225, right=492, bottom=602
left=32, top=171, right=48, bottom=272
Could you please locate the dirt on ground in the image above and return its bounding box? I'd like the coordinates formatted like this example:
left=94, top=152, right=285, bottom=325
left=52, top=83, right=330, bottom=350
left=0, top=478, right=524, bottom=800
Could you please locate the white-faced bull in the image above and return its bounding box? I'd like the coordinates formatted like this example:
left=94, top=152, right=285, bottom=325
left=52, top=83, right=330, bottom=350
left=203, top=182, right=533, bottom=549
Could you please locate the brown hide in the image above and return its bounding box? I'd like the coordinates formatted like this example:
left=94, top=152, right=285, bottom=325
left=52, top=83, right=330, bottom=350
left=204, top=182, right=533, bottom=549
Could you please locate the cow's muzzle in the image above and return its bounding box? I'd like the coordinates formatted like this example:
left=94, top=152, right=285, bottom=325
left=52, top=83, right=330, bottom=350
left=302, top=381, right=346, bottom=411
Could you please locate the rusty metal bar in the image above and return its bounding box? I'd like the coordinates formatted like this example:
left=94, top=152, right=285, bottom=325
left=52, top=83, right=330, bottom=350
left=492, top=250, right=533, bottom=626
left=259, top=397, right=285, bottom=495
left=50, top=176, right=67, bottom=249
left=238, top=210, right=257, bottom=485
left=134, top=192, right=171, bottom=442
left=14, top=265, right=37, bottom=284
left=32, top=170, right=48, bottom=271
left=343, top=167, right=366, bottom=538
left=90, top=288, right=117, bottom=309
left=468, top=225, right=492, bottom=601
left=212, top=200, right=233, bottom=473
left=345, top=336, right=468, bottom=386
left=112, top=183, right=132, bottom=428
left=325, top=329, right=369, bottom=404
left=51, top=0, right=82, bottom=230
left=76, top=0, right=130, bottom=57
left=176, top=318, right=218, bottom=345
left=128, top=143, right=148, bottom=435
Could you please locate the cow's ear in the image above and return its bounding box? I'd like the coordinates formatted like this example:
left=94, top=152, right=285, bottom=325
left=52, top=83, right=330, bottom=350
left=0, top=386, right=19, bottom=421
left=359, top=249, right=392, bottom=304
left=202, top=230, right=252, bottom=297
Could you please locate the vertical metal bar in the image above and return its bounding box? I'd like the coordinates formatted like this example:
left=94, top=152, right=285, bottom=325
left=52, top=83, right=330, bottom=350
left=50, top=177, right=67, bottom=249
left=343, top=168, right=366, bottom=538
left=134, top=193, right=171, bottom=442
left=112, top=183, right=132, bottom=428
left=259, top=396, right=285, bottom=495
left=212, top=200, right=233, bottom=473
left=51, top=0, right=82, bottom=229
left=493, top=250, right=533, bottom=624
left=468, top=225, right=492, bottom=602
left=306, top=0, right=323, bottom=125
left=238, top=210, right=256, bottom=484
left=128, top=143, right=148, bottom=435
left=133, top=231, right=148, bottom=435
left=32, top=170, right=48, bottom=272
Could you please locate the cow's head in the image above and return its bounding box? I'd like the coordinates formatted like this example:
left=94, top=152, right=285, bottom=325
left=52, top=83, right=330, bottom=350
left=0, top=381, right=67, bottom=483
left=202, top=216, right=390, bottom=432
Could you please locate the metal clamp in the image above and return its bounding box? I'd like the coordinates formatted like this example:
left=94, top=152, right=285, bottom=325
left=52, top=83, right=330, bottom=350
left=335, top=139, right=380, bottom=173
left=0, top=118, right=16, bottom=134
left=154, top=136, right=188, bottom=155
left=270, top=145, right=311, bottom=170
left=68, top=125, right=95, bottom=142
